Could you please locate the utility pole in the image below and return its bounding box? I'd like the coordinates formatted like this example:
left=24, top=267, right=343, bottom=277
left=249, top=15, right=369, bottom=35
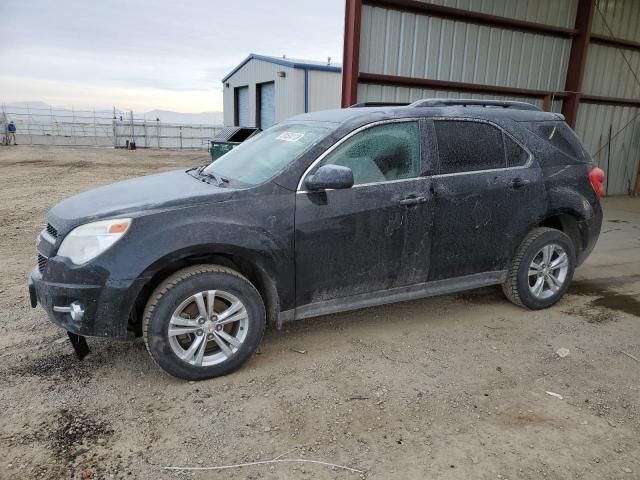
left=1, top=104, right=7, bottom=145
left=112, top=107, right=117, bottom=148
left=50, top=105, right=56, bottom=146
left=93, top=109, right=98, bottom=146
left=143, top=118, right=147, bottom=148
left=129, top=110, right=135, bottom=147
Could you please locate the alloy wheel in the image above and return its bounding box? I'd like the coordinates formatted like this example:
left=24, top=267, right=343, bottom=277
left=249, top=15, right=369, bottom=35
left=168, top=290, right=249, bottom=366
left=527, top=244, right=570, bottom=300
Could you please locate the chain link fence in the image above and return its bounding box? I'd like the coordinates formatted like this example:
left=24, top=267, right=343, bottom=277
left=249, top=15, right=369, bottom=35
left=1, top=105, right=223, bottom=150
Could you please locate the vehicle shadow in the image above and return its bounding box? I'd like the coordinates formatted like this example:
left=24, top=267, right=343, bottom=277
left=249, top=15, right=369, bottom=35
left=13, top=285, right=510, bottom=384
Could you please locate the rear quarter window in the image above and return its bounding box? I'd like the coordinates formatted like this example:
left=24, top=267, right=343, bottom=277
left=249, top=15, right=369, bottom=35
left=524, top=121, right=588, bottom=162
left=504, top=135, right=529, bottom=167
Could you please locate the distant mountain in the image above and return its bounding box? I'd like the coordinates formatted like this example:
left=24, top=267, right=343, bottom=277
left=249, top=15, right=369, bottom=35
left=144, top=110, right=223, bottom=126
left=3, top=102, right=223, bottom=126
left=5, top=101, right=54, bottom=110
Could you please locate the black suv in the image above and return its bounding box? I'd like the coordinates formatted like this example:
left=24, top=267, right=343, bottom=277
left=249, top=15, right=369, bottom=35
left=29, top=99, right=604, bottom=380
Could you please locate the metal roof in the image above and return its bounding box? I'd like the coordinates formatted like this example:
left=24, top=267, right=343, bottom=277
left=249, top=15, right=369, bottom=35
left=222, top=54, right=342, bottom=83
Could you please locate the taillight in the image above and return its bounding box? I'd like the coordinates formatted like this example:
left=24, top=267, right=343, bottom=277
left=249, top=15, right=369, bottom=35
left=589, top=166, right=605, bottom=198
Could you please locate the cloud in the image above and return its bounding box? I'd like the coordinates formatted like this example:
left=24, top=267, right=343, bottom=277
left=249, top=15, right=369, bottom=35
left=0, top=75, right=223, bottom=112
left=0, top=0, right=344, bottom=112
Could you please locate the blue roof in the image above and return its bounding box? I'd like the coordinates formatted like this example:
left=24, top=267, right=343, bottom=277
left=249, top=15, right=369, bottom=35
left=222, top=54, right=342, bottom=83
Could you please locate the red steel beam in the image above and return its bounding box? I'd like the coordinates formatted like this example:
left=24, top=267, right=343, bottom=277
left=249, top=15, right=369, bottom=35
left=358, top=72, right=569, bottom=100
left=581, top=95, right=640, bottom=108
left=562, top=0, right=596, bottom=128
left=364, top=0, right=578, bottom=38
left=341, top=0, right=363, bottom=107
left=360, top=73, right=640, bottom=109
left=591, top=33, right=640, bottom=53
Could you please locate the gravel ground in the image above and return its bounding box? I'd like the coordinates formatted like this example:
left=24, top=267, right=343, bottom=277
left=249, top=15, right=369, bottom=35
left=0, top=145, right=639, bottom=480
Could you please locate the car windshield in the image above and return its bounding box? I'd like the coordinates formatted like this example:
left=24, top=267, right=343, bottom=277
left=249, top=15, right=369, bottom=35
left=203, top=123, right=331, bottom=186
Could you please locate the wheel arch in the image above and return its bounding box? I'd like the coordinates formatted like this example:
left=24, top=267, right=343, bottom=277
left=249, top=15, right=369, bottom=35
left=538, top=211, right=584, bottom=258
left=126, top=245, right=280, bottom=336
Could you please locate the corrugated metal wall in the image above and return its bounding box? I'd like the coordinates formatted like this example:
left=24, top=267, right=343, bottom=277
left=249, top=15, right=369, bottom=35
left=308, top=70, right=343, bottom=112
left=583, top=44, right=640, bottom=98
left=357, top=0, right=640, bottom=194
left=360, top=6, right=570, bottom=91
left=358, top=83, right=563, bottom=112
left=575, top=103, right=640, bottom=195
left=592, top=0, right=640, bottom=41
left=575, top=0, right=640, bottom=195
left=424, top=0, right=577, bottom=27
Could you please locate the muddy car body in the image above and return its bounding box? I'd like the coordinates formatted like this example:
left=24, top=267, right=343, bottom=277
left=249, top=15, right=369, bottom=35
left=30, top=99, right=603, bottom=380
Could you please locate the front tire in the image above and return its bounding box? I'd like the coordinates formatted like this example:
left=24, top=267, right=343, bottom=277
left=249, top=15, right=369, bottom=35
left=143, top=264, right=266, bottom=380
left=502, top=227, right=575, bottom=310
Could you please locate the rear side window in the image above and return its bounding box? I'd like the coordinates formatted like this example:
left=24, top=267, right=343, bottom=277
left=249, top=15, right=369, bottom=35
left=320, top=121, right=421, bottom=185
left=436, top=120, right=528, bottom=174
left=504, top=135, right=529, bottom=167
left=525, top=122, right=585, bottom=161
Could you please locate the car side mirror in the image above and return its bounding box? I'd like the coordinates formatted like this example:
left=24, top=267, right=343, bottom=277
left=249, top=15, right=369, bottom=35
left=304, top=165, right=354, bottom=191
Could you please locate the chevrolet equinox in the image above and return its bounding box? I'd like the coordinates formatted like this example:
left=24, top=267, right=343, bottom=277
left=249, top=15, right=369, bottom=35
left=29, top=99, right=604, bottom=380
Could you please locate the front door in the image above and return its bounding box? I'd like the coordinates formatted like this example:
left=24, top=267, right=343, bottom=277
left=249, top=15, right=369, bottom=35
left=294, top=120, right=433, bottom=310
left=429, top=118, right=546, bottom=281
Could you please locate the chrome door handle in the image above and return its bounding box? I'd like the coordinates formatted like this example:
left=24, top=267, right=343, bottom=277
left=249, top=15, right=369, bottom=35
left=399, top=196, right=427, bottom=206
left=511, top=177, right=530, bottom=189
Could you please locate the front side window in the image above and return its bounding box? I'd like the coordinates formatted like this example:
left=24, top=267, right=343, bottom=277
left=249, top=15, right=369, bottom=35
left=204, top=123, right=330, bottom=186
left=435, top=120, right=506, bottom=174
left=317, top=121, right=421, bottom=185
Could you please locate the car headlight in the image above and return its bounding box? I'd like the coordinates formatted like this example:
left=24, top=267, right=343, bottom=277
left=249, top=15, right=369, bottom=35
left=57, top=218, right=131, bottom=265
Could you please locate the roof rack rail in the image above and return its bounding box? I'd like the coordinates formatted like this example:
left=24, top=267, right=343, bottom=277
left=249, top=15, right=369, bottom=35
left=409, top=99, right=541, bottom=111
left=349, top=102, right=411, bottom=108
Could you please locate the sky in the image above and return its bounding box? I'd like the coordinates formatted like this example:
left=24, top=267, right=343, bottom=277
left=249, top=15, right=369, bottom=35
left=0, top=0, right=344, bottom=113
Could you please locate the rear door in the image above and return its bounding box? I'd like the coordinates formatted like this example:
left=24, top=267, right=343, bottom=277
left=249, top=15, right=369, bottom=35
left=429, top=118, right=545, bottom=281
left=294, top=120, right=434, bottom=309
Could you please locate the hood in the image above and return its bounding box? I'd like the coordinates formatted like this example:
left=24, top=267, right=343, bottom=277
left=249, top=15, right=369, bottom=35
left=48, top=169, right=234, bottom=230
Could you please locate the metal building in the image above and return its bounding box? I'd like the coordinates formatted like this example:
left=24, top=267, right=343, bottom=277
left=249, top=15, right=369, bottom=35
left=342, top=0, right=640, bottom=195
left=222, top=54, right=342, bottom=129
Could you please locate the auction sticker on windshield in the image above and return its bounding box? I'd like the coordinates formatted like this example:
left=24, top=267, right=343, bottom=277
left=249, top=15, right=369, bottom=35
left=276, top=132, right=305, bottom=142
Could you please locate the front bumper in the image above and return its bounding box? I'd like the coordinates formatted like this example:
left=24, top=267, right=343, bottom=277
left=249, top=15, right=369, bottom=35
left=29, top=264, right=138, bottom=339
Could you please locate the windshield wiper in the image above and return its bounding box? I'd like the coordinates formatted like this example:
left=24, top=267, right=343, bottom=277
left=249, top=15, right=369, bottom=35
left=191, top=165, right=225, bottom=187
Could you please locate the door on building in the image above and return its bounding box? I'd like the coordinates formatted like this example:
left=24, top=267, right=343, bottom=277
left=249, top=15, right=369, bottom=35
left=258, top=82, right=275, bottom=130
left=235, top=86, right=249, bottom=127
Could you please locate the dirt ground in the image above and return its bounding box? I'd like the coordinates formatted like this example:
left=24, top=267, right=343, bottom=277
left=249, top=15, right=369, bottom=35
left=1, top=145, right=639, bottom=480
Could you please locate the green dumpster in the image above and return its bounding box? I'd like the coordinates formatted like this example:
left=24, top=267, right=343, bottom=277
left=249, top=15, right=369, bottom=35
left=210, top=127, right=260, bottom=161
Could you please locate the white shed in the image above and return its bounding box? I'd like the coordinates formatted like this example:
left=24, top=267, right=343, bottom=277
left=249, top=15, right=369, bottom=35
left=222, top=54, right=342, bottom=129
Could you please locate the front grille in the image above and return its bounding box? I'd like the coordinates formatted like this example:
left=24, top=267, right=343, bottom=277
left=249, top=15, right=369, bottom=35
left=46, top=223, right=58, bottom=239
left=37, top=253, right=48, bottom=273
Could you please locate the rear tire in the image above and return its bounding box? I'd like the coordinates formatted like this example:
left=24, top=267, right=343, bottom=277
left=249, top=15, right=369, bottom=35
left=143, top=264, right=265, bottom=380
left=502, top=228, right=575, bottom=310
